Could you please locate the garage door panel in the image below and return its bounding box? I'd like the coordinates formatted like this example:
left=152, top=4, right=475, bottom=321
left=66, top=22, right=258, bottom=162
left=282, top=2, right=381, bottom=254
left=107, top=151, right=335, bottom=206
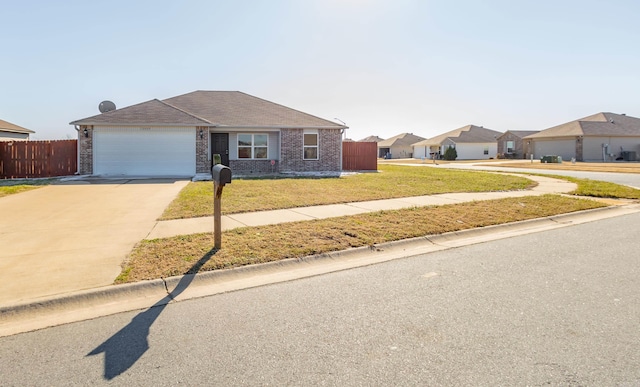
left=533, top=140, right=575, bottom=161
left=94, top=127, right=196, bottom=176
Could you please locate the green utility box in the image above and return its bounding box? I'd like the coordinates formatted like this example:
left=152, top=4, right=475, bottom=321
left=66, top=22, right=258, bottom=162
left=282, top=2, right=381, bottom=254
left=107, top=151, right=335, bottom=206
left=541, top=155, right=562, bottom=163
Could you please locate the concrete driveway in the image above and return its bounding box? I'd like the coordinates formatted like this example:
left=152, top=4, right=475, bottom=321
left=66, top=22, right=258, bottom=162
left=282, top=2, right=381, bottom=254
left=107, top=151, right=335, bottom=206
left=0, top=178, right=189, bottom=306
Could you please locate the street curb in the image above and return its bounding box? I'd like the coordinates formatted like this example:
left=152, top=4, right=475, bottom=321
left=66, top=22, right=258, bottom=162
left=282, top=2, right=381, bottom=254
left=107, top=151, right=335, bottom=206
left=2, top=204, right=639, bottom=337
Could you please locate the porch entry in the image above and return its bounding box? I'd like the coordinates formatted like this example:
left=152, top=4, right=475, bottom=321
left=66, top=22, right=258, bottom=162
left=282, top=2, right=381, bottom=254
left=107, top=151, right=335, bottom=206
left=211, top=133, right=229, bottom=167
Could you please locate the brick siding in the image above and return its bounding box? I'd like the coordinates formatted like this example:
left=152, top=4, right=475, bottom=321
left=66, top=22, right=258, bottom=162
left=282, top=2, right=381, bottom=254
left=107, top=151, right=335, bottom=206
left=229, top=159, right=279, bottom=174
left=279, top=128, right=341, bottom=173
left=195, top=126, right=209, bottom=173
left=575, top=137, right=583, bottom=161
left=78, top=125, right=93, bottom=174
left=498, top=133, right=529, bottom=159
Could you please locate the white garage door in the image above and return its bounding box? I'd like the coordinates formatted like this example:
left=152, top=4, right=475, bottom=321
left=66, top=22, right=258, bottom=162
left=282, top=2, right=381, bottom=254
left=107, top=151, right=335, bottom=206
left=94, top=127, right=196, bottom=176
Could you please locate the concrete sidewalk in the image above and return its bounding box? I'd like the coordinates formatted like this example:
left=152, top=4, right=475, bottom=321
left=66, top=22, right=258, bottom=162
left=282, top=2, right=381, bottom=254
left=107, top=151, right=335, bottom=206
left=146, top=175, right=577, bottom=239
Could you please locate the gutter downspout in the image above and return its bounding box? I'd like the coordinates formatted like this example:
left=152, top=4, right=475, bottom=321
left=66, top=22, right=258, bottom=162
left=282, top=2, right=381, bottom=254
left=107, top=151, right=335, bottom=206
left=334, top=119, right=347, bottom=173
left=339, top=129, right=343, bottom=172
left=279, top=129, right=282, bottom=173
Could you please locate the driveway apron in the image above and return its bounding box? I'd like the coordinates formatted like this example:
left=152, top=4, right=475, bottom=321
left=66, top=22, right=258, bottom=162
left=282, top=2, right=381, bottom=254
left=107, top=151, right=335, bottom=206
left=0, top=179, right=188, bottom=306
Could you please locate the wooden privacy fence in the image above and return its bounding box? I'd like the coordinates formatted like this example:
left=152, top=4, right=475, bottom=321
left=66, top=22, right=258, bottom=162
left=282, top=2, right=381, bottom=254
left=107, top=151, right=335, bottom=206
left=0, top=140, right=77, bottom=179
left=342, top=141, right=378, bottom=171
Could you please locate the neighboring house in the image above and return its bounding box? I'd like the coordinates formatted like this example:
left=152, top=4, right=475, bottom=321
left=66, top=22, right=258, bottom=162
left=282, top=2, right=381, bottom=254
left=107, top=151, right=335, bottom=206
left=412, top=125, right=502, bottom=160
left=496, top=130, right=539, bottom=159
left=377, top=133, right=425, bottom=159
left=69, top=91, right=347, bottom=177
left=359, top=135, right=385, bottom=142
left=524, top=112, right=640, bottom=162
left=0, top=119, right=35, bottom=141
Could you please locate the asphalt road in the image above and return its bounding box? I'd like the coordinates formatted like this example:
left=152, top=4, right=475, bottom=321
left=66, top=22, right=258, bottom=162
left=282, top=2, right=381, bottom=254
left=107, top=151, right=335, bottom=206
left=1, top=213, right=639, bottom=385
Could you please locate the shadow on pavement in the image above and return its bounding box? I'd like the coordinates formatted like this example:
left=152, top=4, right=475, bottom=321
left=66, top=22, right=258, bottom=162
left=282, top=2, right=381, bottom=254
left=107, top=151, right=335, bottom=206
left=87, top=248, right=218, bottom=380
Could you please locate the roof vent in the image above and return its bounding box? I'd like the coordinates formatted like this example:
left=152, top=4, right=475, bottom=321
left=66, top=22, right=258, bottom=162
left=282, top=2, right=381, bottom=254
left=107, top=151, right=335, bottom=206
left=609, top=118, right=614, bottom=124
left=622, top=113, right=626, bottom=116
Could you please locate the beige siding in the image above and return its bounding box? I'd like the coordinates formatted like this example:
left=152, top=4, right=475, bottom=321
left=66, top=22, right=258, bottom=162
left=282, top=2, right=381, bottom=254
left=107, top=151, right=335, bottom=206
left=583, top=137, right=640, bottom=161
left=532, top=139, right=575, bottom=160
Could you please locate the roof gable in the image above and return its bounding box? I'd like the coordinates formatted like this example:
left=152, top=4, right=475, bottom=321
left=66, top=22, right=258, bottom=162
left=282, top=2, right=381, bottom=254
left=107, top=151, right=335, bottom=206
left=413, top=125, right=502, bottom=146
left=581, top=113, right=640, bottom=136
left=359, top=135, right=385, bottom=142
left=70, top=99, right=212, bottom=126
left=497, top=130, right=539, bottom=140
left=525, top=112, right=640, bottom=139
left=70, top=91, right=347, bottom=129
left=377, top=133, right=426, bottom=147
left=0, top=119, right=35, bottom=134
left=163, top=91, right=344, bottom=128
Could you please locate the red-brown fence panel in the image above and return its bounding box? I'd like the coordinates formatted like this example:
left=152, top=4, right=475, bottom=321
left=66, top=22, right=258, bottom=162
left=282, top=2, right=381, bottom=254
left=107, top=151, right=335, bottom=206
left=0, top=140, right=77, bottom=179
left=342, top=141, right=378, bottom=171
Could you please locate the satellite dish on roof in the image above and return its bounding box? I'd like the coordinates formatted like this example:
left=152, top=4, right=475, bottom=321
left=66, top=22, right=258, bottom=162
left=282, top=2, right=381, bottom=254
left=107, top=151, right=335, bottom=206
left=99, top=100, right=116, bottom=113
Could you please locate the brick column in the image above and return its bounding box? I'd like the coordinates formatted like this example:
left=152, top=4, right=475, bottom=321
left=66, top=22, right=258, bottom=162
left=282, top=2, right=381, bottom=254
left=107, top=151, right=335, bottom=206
left=78, top=125, right=93, bottom=175
left=195, top=126, right=210, bottom=173
left=576, top=136, right=583, bottom=161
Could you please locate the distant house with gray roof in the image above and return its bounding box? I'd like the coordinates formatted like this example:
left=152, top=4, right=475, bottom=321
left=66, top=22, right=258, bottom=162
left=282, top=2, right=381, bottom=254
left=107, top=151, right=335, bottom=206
left=377, top=133, right=425, bottom=159
left=70, top=91, right=347, bottom=177
left=524, top=112, right=640, bottom=161
left=0, top=119, right=35, bottom=141
left=359, top=135, right=385, bottom=143
left=496, top=130, right=539, bottom=159
left=412, top=125, right=502, bottom=160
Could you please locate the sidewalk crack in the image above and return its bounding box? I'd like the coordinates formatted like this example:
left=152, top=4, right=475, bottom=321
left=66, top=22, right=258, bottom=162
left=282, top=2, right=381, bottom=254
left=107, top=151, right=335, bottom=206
left=161, top=277, right=170, bottom=295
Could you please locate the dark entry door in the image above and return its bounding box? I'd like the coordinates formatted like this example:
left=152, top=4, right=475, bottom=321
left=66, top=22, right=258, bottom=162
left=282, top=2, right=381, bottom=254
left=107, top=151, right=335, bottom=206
left=211, top=133, right=229, bottom=166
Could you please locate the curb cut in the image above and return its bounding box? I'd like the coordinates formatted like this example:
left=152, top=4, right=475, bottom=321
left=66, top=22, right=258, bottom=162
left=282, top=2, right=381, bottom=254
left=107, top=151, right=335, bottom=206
left=2, top=204, right=639, bottom=337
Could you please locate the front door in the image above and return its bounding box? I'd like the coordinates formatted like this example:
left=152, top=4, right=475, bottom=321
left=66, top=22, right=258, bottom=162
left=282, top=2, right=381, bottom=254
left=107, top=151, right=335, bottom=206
left=211, top=133, right=229, bottom=166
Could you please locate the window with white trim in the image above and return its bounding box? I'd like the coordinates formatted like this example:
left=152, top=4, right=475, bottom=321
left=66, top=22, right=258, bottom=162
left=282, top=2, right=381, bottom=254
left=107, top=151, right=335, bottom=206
left=238, top=134, right=268, bottom=159
left=484, top=146, right=489, bottom=155
left=506, top=141, right=515, bottom=153
left=303, top=131, right=318, bottom=160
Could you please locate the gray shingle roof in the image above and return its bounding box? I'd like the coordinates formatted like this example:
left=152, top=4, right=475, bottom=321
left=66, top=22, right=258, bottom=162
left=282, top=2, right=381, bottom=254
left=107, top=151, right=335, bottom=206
left=70, top=91, right=346, bottom=129
left=498, top=130, right=539, bottom=139
left=525, top=112, right=640, bottom=139
left=377, top=133, right=425, bottom=147
left=412, top=125, right=502, bottom=146
left=70, top=99, right=211, bottom=126
left=359, top=135, right=385, bottom=142
left=0, top=119, right=35, bottom=134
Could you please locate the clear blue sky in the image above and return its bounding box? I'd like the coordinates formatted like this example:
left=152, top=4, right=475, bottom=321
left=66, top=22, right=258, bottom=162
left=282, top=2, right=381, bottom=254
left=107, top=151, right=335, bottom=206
left=2, top=0, right=639, bottom=140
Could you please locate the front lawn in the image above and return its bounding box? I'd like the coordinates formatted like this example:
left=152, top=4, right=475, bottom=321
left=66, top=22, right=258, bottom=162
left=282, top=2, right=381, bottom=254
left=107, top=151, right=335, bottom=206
left=118, top=165, right=640, bottom=283
left=160, top=165, right=534, bottom=220
left=558, top=176, right=640, bottom=199
left=0, top=179, right=54, bottom=198
left=119, top=195, right=606, bottom=283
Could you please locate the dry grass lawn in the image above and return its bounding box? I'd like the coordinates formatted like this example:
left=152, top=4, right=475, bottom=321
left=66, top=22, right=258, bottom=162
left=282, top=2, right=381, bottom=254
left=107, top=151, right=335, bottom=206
left=119, top=195, right=606, bottom=283
left=479, top=161, right=640, bottom=174
left=0, top=179, right=53, bottom=198
left=0, top=185, right=41, bottom=198
left=160, top=164, right=534, bottom=220
left=381, top=158, right=640, bottom=174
